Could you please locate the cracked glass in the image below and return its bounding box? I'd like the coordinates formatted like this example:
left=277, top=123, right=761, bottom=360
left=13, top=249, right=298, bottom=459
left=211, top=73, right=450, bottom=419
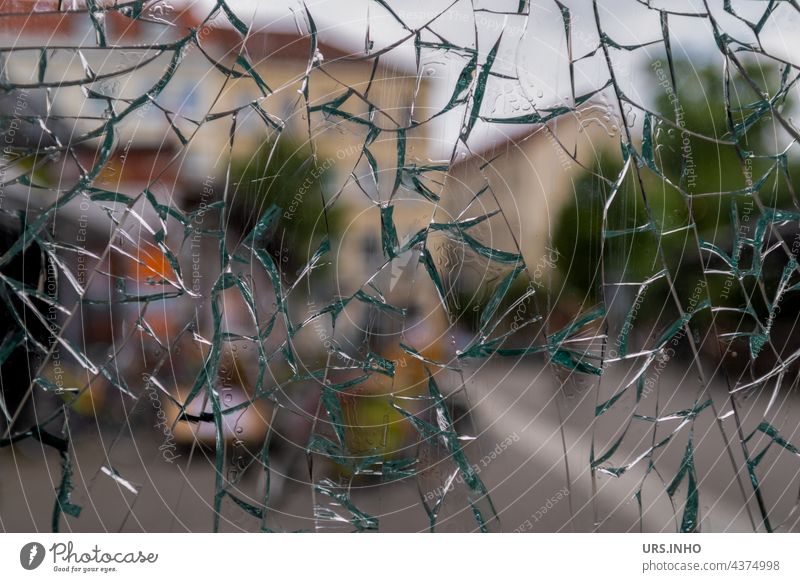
left=1, top=0, right=800, bottom=533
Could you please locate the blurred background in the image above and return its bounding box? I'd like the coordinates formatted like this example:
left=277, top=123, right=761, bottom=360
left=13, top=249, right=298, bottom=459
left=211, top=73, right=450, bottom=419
left=1, top=0, right=800, bottom=532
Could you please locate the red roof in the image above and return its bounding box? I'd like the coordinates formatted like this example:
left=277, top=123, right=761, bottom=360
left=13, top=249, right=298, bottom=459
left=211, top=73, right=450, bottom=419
left=0, top=0, right=355, bottom=63
left=0, top=0, right=77, bottom=36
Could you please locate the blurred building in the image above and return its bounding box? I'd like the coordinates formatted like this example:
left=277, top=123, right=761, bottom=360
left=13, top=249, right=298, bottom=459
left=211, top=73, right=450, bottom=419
left=0, top=0, right=428, bottom=441
left=442, top=106, right=617, bottom=278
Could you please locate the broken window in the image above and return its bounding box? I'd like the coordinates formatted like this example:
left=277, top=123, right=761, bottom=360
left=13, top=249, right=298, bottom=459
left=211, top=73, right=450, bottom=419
left=1, top=0, right=799, bottom=533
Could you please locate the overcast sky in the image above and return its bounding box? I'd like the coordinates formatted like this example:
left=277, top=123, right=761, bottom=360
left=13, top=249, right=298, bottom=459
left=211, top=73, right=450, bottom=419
left=183, top=0, right=800, bottom=158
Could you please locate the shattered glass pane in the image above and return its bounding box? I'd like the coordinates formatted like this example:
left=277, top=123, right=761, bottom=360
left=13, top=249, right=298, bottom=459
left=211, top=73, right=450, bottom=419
left=1, top=0, right=799, bottom=533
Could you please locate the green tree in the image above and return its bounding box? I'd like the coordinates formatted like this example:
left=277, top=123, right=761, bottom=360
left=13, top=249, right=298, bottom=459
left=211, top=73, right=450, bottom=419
left=229, top=136, right=342, bottom=272
left=554, top=58, right=800, bottom=319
